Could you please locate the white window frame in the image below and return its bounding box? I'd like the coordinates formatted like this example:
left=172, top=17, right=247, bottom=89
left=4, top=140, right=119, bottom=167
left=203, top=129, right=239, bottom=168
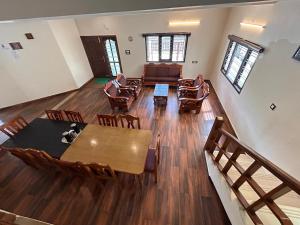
left=221, top=39, right=262, bottom=93
left=144, top=33, right=190, bottom=63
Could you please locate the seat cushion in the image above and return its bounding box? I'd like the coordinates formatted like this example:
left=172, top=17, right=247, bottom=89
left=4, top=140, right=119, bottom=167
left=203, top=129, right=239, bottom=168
left=144, top=148, right=156, bottom=171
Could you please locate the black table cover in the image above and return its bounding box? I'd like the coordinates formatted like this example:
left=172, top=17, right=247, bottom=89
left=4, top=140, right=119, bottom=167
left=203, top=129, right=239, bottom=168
left=2, top=118, right=86, bottom=158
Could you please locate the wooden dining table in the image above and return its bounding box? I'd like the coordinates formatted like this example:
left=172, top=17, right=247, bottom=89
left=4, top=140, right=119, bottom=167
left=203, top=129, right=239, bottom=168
left=61, top=124, right=152, bottom=175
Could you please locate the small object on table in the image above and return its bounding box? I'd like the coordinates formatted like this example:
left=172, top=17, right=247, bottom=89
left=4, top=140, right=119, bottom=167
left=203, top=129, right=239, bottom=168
left=70, top=123, right=80, bottom=134
left=62, top=131, right=73, bottom=143
left=153, top=84, right=169, bottom=107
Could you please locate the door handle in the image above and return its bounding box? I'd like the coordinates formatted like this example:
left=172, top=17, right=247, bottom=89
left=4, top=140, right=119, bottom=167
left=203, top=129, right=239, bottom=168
left=102, top=56, right=106, bottom=63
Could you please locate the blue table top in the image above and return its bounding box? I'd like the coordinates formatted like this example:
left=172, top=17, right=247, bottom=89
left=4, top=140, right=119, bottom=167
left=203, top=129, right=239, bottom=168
left=154, top=84, right=169, bottom=97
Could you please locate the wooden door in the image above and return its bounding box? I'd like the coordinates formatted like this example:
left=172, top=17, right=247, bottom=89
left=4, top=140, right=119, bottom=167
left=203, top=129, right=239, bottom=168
left=80, top=36, right=111, bottom=78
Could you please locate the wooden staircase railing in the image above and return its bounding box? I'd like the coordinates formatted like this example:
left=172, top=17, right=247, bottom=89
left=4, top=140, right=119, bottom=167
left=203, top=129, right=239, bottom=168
left=204, top=117, right=300, bottom=225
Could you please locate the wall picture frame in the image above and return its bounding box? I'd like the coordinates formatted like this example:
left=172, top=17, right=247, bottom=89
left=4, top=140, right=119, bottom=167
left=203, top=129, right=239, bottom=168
left=25, top=33, right=34, bottom=39
left=9, top=42, right=23, bottom=50
left=292, top=46, right=300, bottom=61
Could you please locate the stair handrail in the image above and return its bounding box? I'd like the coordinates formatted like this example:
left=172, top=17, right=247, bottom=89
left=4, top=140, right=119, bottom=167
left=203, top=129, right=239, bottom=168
left=204, top=116, right=300, bottom=225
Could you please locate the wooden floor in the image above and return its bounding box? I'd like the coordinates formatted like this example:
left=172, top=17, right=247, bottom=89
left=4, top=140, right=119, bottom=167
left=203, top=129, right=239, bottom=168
left=0, top=80, right=231, bottom=225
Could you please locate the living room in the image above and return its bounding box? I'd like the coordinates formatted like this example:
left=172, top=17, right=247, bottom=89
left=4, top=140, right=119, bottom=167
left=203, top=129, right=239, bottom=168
left=0, top=0, right=299, bottom=225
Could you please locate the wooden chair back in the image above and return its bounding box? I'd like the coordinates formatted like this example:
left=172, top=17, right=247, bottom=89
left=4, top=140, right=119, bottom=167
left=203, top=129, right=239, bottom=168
left=64, top=110, right=84, bottom=123
left=26, top=149, right=54, bottom=170
left=88, top=163, right=117, bottom=181
left=71, top=161, right=95, bottom=178
left=9, top=148, right=37, bottom=168
left=0, top=116, right=28, bottom=137
left=97, top=114, right=118, bottom=127
left=155, top=134, right=161, bottom=164
left=51, top=159, right=79, bottom=175
left=144, top=134, right=161, bottom=183
left=119, top=114, right=141, bottom=129
left=45, top=110, right=64, bottom=121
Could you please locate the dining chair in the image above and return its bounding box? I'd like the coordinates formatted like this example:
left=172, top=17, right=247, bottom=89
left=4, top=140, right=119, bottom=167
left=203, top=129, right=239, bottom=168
left=45, top=109, right=64, bottom=121
left=88, top=163, right=120, bottom=189
left=119, top=114, right=141, bottom=129
left=64, top=110, right=84, bottom=123
left=0, top=116, right=28, bottom=138
left=65, top=162, right=94, bottom=181
left=144, top=134, right=161, bottom=183
left=88, top=163, right=117, bottom=180
left=51, top=159, right=79, bottom=176
left=9, top=148, right=38, bottom=169
left=97, top=114, right=118, bottom=127
left=27, top=149, right=54, bottom=171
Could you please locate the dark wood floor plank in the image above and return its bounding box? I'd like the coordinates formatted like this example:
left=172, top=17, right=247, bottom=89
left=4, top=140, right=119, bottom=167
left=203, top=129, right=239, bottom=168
left=0, top=79, right=231, bottom=225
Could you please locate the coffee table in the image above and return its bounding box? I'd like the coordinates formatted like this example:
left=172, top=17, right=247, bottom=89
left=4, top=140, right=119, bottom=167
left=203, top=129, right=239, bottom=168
left=153, top=84, right=169, bottom=106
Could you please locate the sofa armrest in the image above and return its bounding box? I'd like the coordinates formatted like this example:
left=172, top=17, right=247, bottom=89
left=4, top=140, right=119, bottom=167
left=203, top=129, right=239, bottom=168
left=178, top=97, right=202, bottom=102
left=178, top=86, right=199, bottom=90
left=127, top=77, right=142, bottom=80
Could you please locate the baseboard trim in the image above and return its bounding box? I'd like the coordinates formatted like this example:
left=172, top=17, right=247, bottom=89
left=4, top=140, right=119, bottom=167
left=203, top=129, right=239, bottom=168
left=205, top=79, right=237, bottom=137
left=0, top=78, right=94, bottom=111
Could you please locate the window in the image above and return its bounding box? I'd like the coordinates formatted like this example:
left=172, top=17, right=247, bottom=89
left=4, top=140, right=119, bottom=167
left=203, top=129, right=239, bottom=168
left=221, top=35, right=263, bottom=93
left=105, top=39, right=121, bottom=76
left=144, top=33, right=190, bottom=62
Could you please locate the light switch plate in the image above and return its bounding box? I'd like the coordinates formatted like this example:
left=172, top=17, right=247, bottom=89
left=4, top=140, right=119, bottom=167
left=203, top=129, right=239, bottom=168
left=270, top=103, right=276, bottom=111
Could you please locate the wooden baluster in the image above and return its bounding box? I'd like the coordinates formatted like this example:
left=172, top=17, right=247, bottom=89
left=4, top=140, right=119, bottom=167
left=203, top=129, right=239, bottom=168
left=222, top=147, right=241, bottom=174
left=204, top=117, right=224, bottom=153
left=248, top=183, right=292, bottom=212
left=232, top=161, right=261, bottom=189
left=215, top=137, right=230, bottom=163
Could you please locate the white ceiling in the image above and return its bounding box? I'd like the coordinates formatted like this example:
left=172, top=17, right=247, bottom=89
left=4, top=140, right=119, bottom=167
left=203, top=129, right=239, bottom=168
left=1, top=0, right=275, bottom=21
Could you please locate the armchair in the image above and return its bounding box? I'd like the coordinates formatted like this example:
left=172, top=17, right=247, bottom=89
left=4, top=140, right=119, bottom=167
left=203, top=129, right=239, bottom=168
left=115, top=74, right=142, bottom=99
left=178, top=82, right=210, bottom=114
left=178, top=74, right=204, bottom=89
left=103, top=81, right=135, bottom=112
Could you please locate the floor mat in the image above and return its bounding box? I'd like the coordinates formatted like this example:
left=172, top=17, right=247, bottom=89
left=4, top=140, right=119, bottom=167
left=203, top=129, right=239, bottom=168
left=95, top=77, right=111, bottom=84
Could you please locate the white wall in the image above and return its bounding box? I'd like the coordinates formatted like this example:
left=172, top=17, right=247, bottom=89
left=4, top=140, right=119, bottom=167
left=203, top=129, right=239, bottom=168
left=0, top=19, right=93, bottom=109
left=48, top=19, right=93, bottom=87
left=0, top=21, right=78, bottom=108
left=209, top=0, right=300, bottom=179
left=75, top=8, right=230, bottom=78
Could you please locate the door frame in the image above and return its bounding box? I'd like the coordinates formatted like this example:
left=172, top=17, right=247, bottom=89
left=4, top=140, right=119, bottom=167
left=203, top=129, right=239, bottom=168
left=100, top=35, right=123, bottom=76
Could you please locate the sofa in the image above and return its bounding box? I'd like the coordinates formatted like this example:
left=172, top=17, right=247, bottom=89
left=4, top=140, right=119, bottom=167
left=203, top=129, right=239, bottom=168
left=178, top=82, right=210, bottom=114
left=103, top=81, right=135, bottom=112
left=178, top=74, right=204, bottom=89
left=142, top=63, right=182, bottom=86
left=115, top=74, right=142, bottom=99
